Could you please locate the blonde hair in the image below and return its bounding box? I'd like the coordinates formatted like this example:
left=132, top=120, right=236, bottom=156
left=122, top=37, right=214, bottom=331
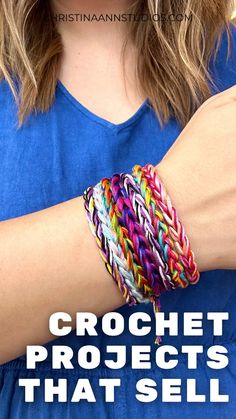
left=0, top=0, right=235, bottom=126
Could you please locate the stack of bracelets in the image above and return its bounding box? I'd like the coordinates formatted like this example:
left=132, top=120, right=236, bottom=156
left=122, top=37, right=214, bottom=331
left=83, top=164, right=200, bottom=343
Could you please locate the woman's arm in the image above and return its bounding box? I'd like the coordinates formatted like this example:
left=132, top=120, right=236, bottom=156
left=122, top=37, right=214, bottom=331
left=0, top=197, right=125, bottom=364
left=1, top=85, right=236, bottom=365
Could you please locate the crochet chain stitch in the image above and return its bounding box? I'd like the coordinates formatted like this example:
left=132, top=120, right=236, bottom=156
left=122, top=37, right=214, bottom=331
left=132, top=165, right=190, bottom=288
left=93, top=181, right=148, bottom=304
left=141, top=164, right=199, bottom=285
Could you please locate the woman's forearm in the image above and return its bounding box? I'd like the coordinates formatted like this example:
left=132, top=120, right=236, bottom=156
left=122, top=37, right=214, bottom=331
left=0, top=197, right=125, bottom=364
left=0, top=162, right=223, bottom=364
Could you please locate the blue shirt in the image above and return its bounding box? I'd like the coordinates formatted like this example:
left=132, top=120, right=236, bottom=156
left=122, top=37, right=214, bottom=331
left=0, top=27, right=236, bottom=419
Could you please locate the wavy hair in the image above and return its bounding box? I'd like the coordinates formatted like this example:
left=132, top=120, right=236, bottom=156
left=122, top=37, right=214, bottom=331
left=0, top=0, right=235, bottom=126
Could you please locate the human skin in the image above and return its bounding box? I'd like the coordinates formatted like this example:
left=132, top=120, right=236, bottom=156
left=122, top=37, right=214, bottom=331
left=51, top=0, right=145, bottom=124
left=0, top=0, right=236, bottom=364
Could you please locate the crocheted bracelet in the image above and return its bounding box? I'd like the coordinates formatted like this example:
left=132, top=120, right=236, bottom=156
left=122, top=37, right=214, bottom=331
left=83, top=164, right=200, bottom=343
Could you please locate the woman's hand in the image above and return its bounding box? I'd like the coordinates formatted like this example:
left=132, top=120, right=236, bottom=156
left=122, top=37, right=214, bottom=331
left=157, top=85, right=236, bottom=272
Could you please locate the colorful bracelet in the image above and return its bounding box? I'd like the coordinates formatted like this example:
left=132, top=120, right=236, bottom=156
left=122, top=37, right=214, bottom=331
left=93, top=181, right=148, bottom=304
left=133, top=165, right=192, bottom=287
left=140, top=164, right=199, bottom=284
left=83, top=164, right=200, bottom=343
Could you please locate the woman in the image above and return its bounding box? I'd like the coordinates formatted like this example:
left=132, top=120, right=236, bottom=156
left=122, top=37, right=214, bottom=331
left=0, top=0, right=236, bottom=417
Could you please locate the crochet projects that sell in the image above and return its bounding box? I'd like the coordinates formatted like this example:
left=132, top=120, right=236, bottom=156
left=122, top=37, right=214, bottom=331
left=83, top=164, right=200, bottom=342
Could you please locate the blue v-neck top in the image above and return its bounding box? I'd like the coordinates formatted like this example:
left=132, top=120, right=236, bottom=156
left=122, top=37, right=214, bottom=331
left=0, top=27, right=236, bottom=419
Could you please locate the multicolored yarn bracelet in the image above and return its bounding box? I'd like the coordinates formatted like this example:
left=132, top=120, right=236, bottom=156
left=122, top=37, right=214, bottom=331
left=137, top=164, right=199, bottom=285
left=93, top=181, right=148, bottom=304
left=83, top=164, right=200, bottom=343
left=132, top=165, right=192, bottom=288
